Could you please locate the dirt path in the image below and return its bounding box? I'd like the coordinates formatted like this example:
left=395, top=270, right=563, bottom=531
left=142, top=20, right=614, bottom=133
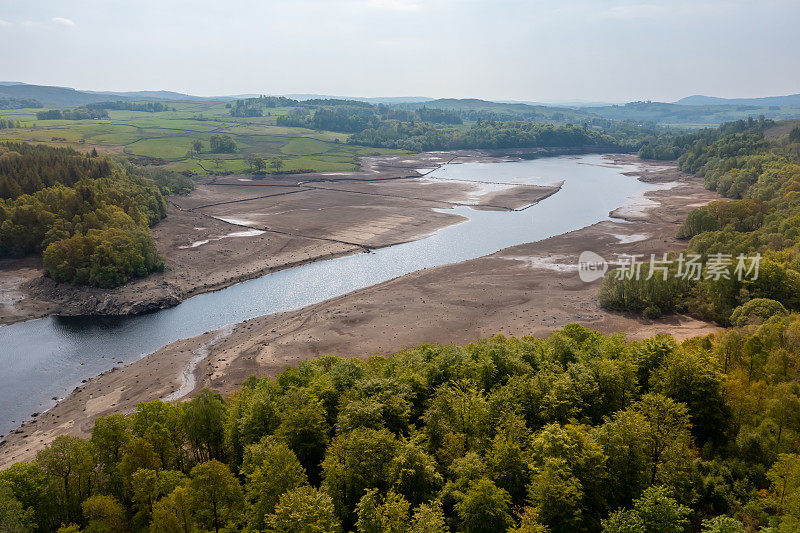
left=0, top=155, right=721, bottom=468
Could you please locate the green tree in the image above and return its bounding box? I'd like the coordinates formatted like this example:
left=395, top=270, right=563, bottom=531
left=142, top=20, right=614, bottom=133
left=275, top=391, right=329, bottom=481
left=322, top=428, right=399, bottom=526
left=601, top=509, right=646, bottom=533
left=183, top=389, right=227, bottom=462
left=187, top=460, right=243, bottom=533
left=356, top=489, right=410, bottom=533
left=410, top=501, right=449, bottom=533
left=486, top=433, right=531, bottom=503
left=508, top=506, right=549, bottom=533
left=36, top=435, right=95, bottom=524
left=265, top=486, right=340, bottom=533
left=269, top=157, right=285, bottom=173
left=81, top=495, right=126, bottom=533
left=389, top=439, right=443, bottom=507
left=151, top=486, right=193, bottom=533
left=651, top=348, right=730, bottom=448
left=455, top=477, right=513, bottom=533
left=245, top=442, right=308, bottom=531
left=0, top=461, right=56, bottom=532
left=0, top=481, right=36, bottom=533
left=527, top=423, right=607, bottom=532
left=602, top=486, right=690, bottom=533
left=700, top=516, right=745, bottom=533
left=131, top=400, right=186, bottom=471
left=637, top=394, right=694, bottom=486
left=90, top=414, right=130, bottom=497
left=208, top=135, right=236, bottom=153
left=131, top=469, right=185, bottom=527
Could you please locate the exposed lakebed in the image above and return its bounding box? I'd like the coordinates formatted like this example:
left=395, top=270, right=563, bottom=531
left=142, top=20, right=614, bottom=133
left=0, top=154, right=658, bottom=436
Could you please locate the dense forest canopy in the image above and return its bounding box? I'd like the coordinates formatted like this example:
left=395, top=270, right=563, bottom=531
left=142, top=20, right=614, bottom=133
left=3, top=319, right=800, bottom=532
left=600, top=117, right=800, bottom=325
left=0, top=142, right=167, bottom=287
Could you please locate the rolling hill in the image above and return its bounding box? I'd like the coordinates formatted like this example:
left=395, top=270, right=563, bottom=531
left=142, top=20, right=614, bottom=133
left=676, top=93, right=800, bottom=106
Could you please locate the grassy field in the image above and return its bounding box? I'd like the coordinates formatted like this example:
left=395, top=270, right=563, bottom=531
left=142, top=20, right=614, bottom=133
left=0, top=101, right=406, bottom=175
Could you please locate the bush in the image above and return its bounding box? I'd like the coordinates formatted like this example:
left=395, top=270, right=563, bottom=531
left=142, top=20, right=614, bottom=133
left=729, top=298, right=788, bottom=327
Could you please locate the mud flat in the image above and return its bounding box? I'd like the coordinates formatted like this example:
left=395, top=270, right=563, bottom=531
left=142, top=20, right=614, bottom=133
left=0, top=151, right=559, bottom=326
left=0, top=155, right=721, bottom=467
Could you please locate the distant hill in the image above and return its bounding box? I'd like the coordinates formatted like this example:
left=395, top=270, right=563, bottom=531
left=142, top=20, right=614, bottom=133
left=83, top=89, right=202, bottom=101
left=676, top=94, right=800, bottom=106
left=0, top=84, right=119, bottom=107
left=280, top=93, right=434, bottom=104
left=394, top=98, right=592, bottom=122
left=585, top=100, right=800, bottom=125
left=0, top=84, right=438, bottom=107
left=0, top=84, right=221, bottom=107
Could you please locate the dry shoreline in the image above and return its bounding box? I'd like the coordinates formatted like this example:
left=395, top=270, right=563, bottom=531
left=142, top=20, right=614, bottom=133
left=0, top=150, right=562, bottom=326
left=0, top=153, right=721, bottom=467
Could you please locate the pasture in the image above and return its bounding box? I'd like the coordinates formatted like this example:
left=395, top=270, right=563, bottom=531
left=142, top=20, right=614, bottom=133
left=0, top=101, right=405, bottom=175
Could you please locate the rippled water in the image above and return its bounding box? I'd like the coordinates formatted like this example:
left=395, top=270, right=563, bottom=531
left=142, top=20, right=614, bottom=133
left=0, top=154, right=654, bottom=436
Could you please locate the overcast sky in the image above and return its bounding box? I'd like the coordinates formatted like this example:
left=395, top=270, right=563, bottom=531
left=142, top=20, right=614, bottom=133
left=1, top=0, right=798, bottom=102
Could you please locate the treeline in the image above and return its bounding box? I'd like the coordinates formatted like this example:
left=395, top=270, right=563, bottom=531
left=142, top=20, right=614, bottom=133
left=0, top=118, right=21, bottom=129
left=350, top=120, right=624, bottom=152
left=36, top=108, right=109, bottom=120
left=0, top=97, right=42, bottom=109
left=5, top=320, right=800, bottom=532
left=237, top=96, right=660, bottom=151
left=0, top=142, right=167, bottom=287
left=275, top=103, right=463, bottom=132
left=601, top=117, right=800, bottom=324
left=276, top=106, right=381, bottom=132
left=228, top=96, right=306, bottom=117
left=86, top=101, right=174, bottom=113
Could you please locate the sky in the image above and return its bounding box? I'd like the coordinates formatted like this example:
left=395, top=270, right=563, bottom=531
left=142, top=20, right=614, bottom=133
left=1, top=0, right=799, bottom=103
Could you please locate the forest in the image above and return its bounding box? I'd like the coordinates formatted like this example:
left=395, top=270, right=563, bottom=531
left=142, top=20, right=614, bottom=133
left=600, top=118, right=800, bottom=325
left=348, top=120, right=629, bottom=152
left=0, top=142, right=168, bottom=287
left=36, top=108, right=110, bottom=121
left=86, top=102, right=174, bottom=113
left=3, top=318, right=800, bottom=532
left=230, top=96, right=651, bottom=150
left=0, top=97, right=42, bottom=110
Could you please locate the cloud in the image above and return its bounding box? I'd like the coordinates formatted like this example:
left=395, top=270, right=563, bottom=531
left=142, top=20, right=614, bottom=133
left=52, top=17, right=76, bottom=27
left=0, top=19, right=10, bottom=27
left=365, top=0, right=421, bottom=11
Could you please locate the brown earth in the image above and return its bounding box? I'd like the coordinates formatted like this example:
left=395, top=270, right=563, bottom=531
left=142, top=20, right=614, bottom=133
left=0, top=154, right=721, bottom=467
left=0, top=151, right=559, bottom=325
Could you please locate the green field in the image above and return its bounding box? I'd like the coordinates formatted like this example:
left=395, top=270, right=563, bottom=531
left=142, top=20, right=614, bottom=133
left=0, top=101, right=405, bottom=175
